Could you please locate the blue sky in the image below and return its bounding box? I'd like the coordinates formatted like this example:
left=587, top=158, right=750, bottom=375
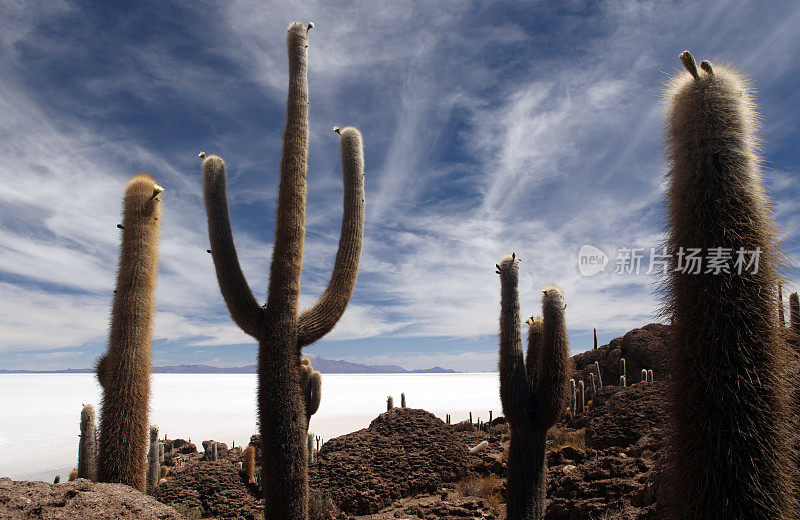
left=2, top=1, right=800, bottom=372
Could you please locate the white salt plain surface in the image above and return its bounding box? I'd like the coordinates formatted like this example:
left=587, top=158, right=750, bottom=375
left=0, top=372, right=500, bottom=481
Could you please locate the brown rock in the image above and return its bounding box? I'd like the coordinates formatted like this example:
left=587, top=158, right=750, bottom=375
left=0, top=477, right=187, bottom=519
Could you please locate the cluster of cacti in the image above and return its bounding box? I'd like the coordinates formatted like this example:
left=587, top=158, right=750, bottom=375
left=445, top=413, right=451, bottom=425
left=202, top=22, right=365, bottom=520
left=97, top=175, right=163, bottom=492
left=147, top=425, right=160, bottom=493
left=497, top=254, right=570, bottom=520
left=300, top=357, right=321, bottom=430
left=662, top=51, right=795, bottom=519
left=78, top=404, right=97, bottom=481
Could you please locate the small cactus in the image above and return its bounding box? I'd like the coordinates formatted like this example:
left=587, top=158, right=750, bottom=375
left=569, top=379, right=576, bottom=413
left=54, top=475, right=60, bottom=484
left=647, top=369, right=654, bottom=383
left=593, top=328, right=597, bottom=349
left=620, top=375, right=626, bottom=388
left=595, top=361, right=603, bottom=387
left=641, top=369, right=647, bottom=383
left=619, top=357, right=626, bottom=380
left=77, top=404, right=97, bottom=481
left=469, top=440, right=489, bottom=454
left=147, top=426, right=160, bottom=493
left=577, top=380, right=585, bottom=414
left=68, top=468, right=78, bottom=481
left=386, top=396, right=394, bottom=411
left=401, top=393, right=406, bottom=408
left=589, top=373, right=596, bottom=399
left=243, top=445, right=256, bottom=484
left=790, top=292, right=800, bottom=332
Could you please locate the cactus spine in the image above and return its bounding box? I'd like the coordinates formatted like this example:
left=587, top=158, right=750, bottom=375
left=97, top=175, right=163, bottom=491
left=662, top=51, right=795, bottom=519
left=497, top=254, right=570, bottom=520
left=77, top=404, right=97, bottom=481
left=202, top=23, right=365, bottom=520
left=790, top=292, right=800, bottom=332
left=147, top=426, right=159, bottom=493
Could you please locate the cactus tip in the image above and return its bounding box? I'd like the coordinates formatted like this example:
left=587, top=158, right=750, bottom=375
left=332, top=126, right=341, bottom=134
left=700, top=60, right=714, bottom=76
left=307, top=22, right=315, bottom=31
left=151, top=184, right=164, bottom=199
left=198, top=151, right=206, bottom=159
left=679, top=50, right=700, bottom=80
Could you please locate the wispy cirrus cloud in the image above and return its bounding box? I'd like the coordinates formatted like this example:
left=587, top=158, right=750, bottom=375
left=1, top=0, right=799, bottom=371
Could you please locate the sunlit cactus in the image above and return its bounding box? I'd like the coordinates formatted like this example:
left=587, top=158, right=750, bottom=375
left=662, top=50, right=795, bottom=519
left=202, top=22, right=365, bottom=520
left=77, top=404, right=97, bottom=481
left=98, top=175, right=163, bottom=492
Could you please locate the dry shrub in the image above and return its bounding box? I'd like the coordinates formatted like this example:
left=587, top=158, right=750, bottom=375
left=456, top=474, right=503, bottom=509
left=452, top=420, right=476, bottom=432
left=547, top=427, right=586, bottom=452
left=488, top=423, right=509, bottom=437
left=308, top=488, right=338, bottom=520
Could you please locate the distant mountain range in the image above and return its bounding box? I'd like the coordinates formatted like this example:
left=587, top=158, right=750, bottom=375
left=0, top=354, right=459, bottom=374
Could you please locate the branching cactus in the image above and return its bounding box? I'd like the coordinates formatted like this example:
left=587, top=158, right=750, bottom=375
left=147, top=426, right=159, bottom=493
left=202, top=23, right=365, bottom=520
left=662, top=50, right=795, bottom=519
left=790, top=292, right=799, bottom=332
left=497, top=253, right=570, bottom=520
left=299, top=357, right=322, bottom=430
left=98, top=175, right=163, bottom=491
left=78, top=404, right=97, bottom=481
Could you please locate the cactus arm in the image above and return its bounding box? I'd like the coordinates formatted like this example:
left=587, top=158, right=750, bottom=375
left=264, top=22, right=310, bottom=320
left=297, top=127, right=365, bottom=348
left=524, top=317, right=542, bottom=390
left=497, top=254, right=532, bottom=421
left=305, top=370, right=322, bottom=422
left=203, top=156, right=264, bottom=337
left=535, top=286, right=570, bottom=429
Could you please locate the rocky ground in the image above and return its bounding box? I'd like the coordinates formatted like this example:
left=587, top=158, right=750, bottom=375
left=1, top=324, right=672, bottom=520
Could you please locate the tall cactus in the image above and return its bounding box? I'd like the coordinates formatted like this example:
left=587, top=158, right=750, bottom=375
left=778, top=283, right=785, bottom=327
left=202, top=23, right=365, bottom=520
left=497, top=254, right=569, bottom=520
left=97, top=174, right=163, bottom=491
left=662, top=51, right=795, bottom=519
left=790, top=292, right=800, bottom=332
left=77, top=404, right=97, bottom=481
